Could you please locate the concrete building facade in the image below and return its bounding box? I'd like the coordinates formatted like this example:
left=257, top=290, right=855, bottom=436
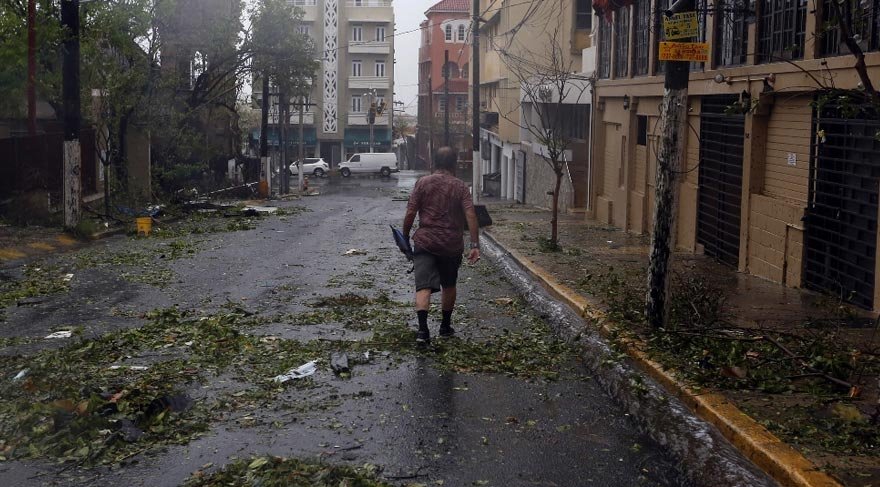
left=416, top=0, right=472, bottom=171
left=476, top=0, right=594, bottom=210
left=591, top=0, right=880, bottom=310
left=253, top=0, right=395, bottom=167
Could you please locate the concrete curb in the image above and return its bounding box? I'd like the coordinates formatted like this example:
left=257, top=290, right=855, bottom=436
left=482, top=231, right=841, bottom=487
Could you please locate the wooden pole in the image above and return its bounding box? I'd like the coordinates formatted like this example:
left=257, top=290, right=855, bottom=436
left=471, top=0, right=481, bottom=202
left=646, top=0, right=695, bottom=329
left=62, top=0, right=81, bottom=229
left=27, top=0, right=36, bottom=136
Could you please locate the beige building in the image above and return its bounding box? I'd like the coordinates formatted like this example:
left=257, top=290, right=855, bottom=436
left=253, top=0, right=395, bottom=166
left=591, top=1, right=880, bottom=309
left=476, top=0, right=594, bottom=210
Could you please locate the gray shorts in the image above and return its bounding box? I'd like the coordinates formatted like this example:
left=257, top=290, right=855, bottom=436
left=413, top=250, right=463, bottom=293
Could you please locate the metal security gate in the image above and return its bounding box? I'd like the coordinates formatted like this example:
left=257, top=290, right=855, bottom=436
left=804, top=106, right=880, bottom=309
left=697, top=95, right=745, bottom=266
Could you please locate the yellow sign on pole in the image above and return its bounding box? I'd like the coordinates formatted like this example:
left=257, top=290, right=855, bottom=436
left=658, top=41, right=709, bottom=62
left=663, top=12, right=699, bottom=40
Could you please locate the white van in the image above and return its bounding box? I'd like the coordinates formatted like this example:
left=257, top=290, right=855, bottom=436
left=339, top=153, right=399, bottom=177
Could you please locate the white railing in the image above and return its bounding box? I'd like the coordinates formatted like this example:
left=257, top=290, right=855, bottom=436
left=346, top=0, right=392, bottom=7
left=291, top=0, right=317, bottom=6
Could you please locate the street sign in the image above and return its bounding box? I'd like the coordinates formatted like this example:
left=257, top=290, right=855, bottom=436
left=659, top=41, right=709, bottom=62
left=663, top=12, right=699, bottom=40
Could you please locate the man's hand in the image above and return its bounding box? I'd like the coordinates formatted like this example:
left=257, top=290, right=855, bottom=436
left=467, top=248, right=480, bottom=265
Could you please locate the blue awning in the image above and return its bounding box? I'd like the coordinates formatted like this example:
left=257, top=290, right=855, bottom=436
left=250, top=127, right=317, bottom=146
left=344, top=128, right=391, bottom=147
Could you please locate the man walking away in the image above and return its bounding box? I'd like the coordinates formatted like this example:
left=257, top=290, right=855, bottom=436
left=403, top=147, right=480, bottom=344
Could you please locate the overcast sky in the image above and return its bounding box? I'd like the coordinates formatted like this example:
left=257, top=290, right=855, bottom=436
left=395, top=0, right=438, bottom=115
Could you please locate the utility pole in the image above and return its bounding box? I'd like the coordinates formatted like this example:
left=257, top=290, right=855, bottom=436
left=27, top=0, right=36, bottom=136
left=297, top=97, right=305, bottom=194
left=61, top=0, right=81, bottom=229
left=259, top=74, right=270, bottom=198
left=427, top=76, right=433, bottom=169
left=444, top=49, right=450, bottom=147
left=367, top=89, right=376, bottom=153
left=471, top=0, right=481, bottom=203
left=280, top=91, right=289, bottom=195
left=645, top=0, right=695, bottom=329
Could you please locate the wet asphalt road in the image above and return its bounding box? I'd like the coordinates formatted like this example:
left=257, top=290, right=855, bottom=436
left=0, top=172, right=683, bottom=486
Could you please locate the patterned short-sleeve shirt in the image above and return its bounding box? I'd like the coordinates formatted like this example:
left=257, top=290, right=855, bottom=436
left=407, top=173, right=474, bottom=257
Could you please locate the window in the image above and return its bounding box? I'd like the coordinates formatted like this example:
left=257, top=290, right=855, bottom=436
left=461, top=63, right=469, bottom=79
left=375, top=61, right=386, bottom=77
left=690, top=0, right=708, bottom=72
left=821, top=0, right=880, bottom=56
left=613, top=8, right=630, bottom=78
left=637, top=116, right=648, bottom=146
left=632, top=0, right=650, bottom=76
left=445, top=24, right=453, bottom=41
left=716, top=0, right=749, bottom=66
left=758, top=0, right=807, bottom=62
left=376, top=26, right=386, bottom=42
left=444, top=62, right=460, bottom=78
left=458, top=24, right=466, bottom=41
left=575, top=0, right=592, bottom=29
left=352, top=60, right=362, bottom=76
left=352, top=96, right=362, bottom=113
left=598, top=18, right=611, bottom=79
left=439, top=97, right=447, bottom=112
left=352, top=25, right=363, bottom=42
left=655, top=0, right=673, bottom=74
left=456, top=96, right=466, bottom=112
left=293, top=0, right=316, bottom=5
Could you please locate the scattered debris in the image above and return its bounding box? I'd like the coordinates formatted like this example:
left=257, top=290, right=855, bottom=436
left=12, top=369, right=28, bottom=381
left=330, top=353, right=350, bottom=375
left=242, top=206, right=279, bottom=216
left=108, top=365, right=150, bottom=371
left=273, top=361, right=318, bottom=383
left=344, top=249, right=367, bottom=256
left=44, top=330, right=73, bottom=339
left=493, top=297, right=515, bottom=306
left=114, top=418, right=145, bottom=443
left=63, top=274, right=74, bottom=282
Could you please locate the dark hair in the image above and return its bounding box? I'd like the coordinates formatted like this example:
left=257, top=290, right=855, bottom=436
left=434, top=146, right=457, bottom=172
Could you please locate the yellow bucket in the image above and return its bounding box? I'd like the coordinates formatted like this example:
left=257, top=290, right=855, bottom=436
left=136, top=217, right=152, bottom=236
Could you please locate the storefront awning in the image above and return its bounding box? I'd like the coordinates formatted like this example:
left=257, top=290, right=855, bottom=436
left=344, top=128, right=391, bottom=148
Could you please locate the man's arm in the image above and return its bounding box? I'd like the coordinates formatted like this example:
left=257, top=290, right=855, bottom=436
left=403, top=206, right=417, bottom=239
left=403, top=181, right=421, bottom=238
left=463, top=196, right=480, bottom=265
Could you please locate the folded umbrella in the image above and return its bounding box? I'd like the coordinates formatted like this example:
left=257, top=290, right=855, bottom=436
left=390, top=225, right=414, bottom=261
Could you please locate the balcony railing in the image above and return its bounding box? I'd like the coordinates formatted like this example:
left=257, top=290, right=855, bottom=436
left=348, top=76, right=390, bottom=89
left=348, top=41, right=391, bottom=54
left=346, top=0, right=392, bottom=6
left=348, top=113, right=389, bottom=126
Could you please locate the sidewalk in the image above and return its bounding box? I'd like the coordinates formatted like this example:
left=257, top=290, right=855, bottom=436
left=0, top=225, right=82, bottom=265
left=483, top=200, right=879, bottom=487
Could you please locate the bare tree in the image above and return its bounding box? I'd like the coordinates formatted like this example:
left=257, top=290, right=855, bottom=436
left=496, top=27, right=593, bottom=247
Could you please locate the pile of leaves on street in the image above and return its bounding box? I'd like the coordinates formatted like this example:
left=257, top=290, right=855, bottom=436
left=185, top=456, right=390, bottom=487
left=0, top=289, right=577, bottom=467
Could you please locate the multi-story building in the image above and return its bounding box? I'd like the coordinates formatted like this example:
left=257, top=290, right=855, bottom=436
left=416, top=0, right=472, bottom=171
left=591, top=1, right=880, bottom=310
left=476, top=0, right=594, bottom=210
left=253, top=0, right=395, bottom=167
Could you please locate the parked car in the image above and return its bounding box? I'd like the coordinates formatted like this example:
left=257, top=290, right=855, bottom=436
left=339, top=153, right=399, bottom=177
left=289, top=158, right=329, bottom=177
